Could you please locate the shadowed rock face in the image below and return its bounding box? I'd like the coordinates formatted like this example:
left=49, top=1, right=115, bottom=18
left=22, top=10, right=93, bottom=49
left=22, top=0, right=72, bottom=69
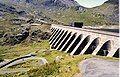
left=16, top=30, right=29, bottom=41
left=105, top=0, right=119, bottom=4
left=1, top=27, right=51, bottom=45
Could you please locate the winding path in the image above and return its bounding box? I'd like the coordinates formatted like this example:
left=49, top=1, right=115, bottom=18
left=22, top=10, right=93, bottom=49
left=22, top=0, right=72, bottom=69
left=0, top=53, right=48, bottom=68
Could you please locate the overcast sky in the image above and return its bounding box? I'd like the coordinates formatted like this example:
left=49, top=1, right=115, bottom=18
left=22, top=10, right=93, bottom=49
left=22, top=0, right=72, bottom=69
left=75, top=0, right=108, bottom=8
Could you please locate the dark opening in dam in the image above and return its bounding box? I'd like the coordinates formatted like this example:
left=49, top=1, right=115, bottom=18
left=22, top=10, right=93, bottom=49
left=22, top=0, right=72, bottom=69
left=49, top=29, right=58, bottom=41
left=97, top=40, right=111, bottom=56
left=52, top=30, right=64, bottom=47
left=67, top=34, right=83, bottom=53
left=62, top=33, right=77, bottom=51
left=84, top=37, right=100, bottom=54
left=54, top=31, right=68, bottom=48
left=57, top=32, right=72, bottom=50
left=113, top=48, right=119, bottom=58
left=50, top=29, right=62, bottom=44
left=74, top=36, right=90, bottom=55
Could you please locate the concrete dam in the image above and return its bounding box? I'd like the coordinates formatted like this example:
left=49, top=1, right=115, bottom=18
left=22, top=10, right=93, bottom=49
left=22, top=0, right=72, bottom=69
left=49, top=24, right=119, bottom=58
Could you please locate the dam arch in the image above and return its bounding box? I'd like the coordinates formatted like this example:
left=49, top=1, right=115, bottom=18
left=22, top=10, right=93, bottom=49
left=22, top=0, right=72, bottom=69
left=96, top=40, right=111, bottom=56
left=57, top=32, right=72, bottom=50
left=50, top=29, right=62, bottom=44
left=84, top=37, right=100, bottom=54
left=74, top=35, right=90, bottom=55
left=113, top=48, right=119, bottom=58
left=54, top=30, right=68, bottom=48
left=51, top=28, right=54, bottom=32
left=49, top=28, right=58, bottom=41
left=61, top=33, right=77, bottom=51
left=51, top=30, right=65, bottom=47
left=67, top=34, right=83, bottom=53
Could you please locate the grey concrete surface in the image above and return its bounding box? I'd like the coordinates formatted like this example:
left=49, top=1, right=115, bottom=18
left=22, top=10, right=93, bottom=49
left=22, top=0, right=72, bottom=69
left=78, top=58, right=119, bottom=77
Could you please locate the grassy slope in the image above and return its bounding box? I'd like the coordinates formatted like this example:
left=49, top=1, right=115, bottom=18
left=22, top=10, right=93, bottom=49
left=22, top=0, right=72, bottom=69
left=42, top=8, right=110, bottom=26
left=0, top=40, right=118, bottom=77
left=0, top=12, right=19, bottom=34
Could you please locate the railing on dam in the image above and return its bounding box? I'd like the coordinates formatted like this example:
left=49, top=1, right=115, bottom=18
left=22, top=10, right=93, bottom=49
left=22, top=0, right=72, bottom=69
left=49, top=24, right=119, bottom=58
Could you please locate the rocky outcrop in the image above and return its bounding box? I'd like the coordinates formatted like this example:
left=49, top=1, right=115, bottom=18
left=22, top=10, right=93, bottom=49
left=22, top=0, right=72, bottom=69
left=30, top=29, right=51, bottom=42
left=15, top=30, right=29, bottom=42
left=1, top=24, right=51, bottom=45
left=2, top=30, right=29, bottom=45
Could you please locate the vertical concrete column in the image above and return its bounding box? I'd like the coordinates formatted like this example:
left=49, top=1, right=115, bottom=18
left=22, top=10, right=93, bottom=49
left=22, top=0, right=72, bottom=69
left=70, top=35, right=87, bottom=55
left=51, top=28, right=55, bottom=33
left=50, top=29, right=61, bottom=44
left=49, top=29, right=59, bottom=42
left=56, top=32, right=71, bottom=50
left=53, top=30, right=67, bottom=48
left=92, top=41, right=105, bottom=55
left=50, top=27, right=53, bottom=30
left=49, top=28, right=58, bottom=41
left=60, top=33, right=76, bottom=51
left=51, top=30, right=63, bottom=46
left=65, top=34, right=80, bottom=53
left=80, top=37, right=95, bottom=55
left=107, top=41, right=119, bottom=57
left=50, top=27, right=52, bottom=32
left=50, top=26, right=53, bottom=29
left=107, top=48, right=118, bottom=57
left=112, top=48, right=119, bottom=58
left=51, top=30, right=65, bottom=47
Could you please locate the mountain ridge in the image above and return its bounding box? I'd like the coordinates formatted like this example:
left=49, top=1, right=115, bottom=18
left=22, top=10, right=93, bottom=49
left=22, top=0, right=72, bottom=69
left=0, top=0, right=119, bottom=25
